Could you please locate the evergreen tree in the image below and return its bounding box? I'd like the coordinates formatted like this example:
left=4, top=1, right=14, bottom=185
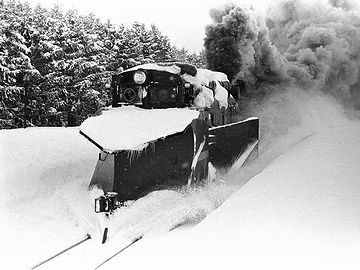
left=0, top=0, right=42, bottom=127
left=0, top=0, right=206, bottom=129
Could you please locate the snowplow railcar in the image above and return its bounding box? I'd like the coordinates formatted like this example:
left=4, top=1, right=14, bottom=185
left=79, top=63, right=259, bottom=213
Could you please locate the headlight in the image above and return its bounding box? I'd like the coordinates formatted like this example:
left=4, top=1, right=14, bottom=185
left=133, top=70, right=146, bottom=84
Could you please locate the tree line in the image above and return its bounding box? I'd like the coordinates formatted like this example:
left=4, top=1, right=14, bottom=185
left=0, top=0, right=206, bottom=128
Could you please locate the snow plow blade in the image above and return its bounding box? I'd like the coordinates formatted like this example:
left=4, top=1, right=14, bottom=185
left=82, top=116, right=259, bottom=205
left=209, top=118, right=259, bottom=171
left=83, top=117, right=209, bottom=203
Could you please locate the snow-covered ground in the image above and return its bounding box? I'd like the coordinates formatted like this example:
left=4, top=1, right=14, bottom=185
left=112, top=123, right=360, bottom=270
left=1, top=92, right=360, bottom=269
left=0, top=126, right=236, bottom=269
left=0, top=128, right=99, bottom=269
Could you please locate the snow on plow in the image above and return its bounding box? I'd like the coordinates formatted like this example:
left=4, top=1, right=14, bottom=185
left=79, top=62, right=259, bottom=218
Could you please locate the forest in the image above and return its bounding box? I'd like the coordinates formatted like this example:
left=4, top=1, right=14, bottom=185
left=4, top=0, right=358, bottom=129
left=0, top=0, right=206, bottom=128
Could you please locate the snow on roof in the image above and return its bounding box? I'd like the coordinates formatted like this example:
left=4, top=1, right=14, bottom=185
left=79, top=106, right=199, bottom=152
left=124, top=63, right=182, bottom=75
left=181, top=68, right=228, bottom=90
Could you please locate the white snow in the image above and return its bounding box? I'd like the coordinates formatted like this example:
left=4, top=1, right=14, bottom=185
left=124, top=63, right=182, bottom=74
left=193, top=85, right=214, bottom=108
left=79, top=106, right=199, bottom=152
left=213, top=80, right=228, bottom=109
left=181, top=68, right=230, bottom=109
left=0, top=127, right=100, bottom=269
left=181, top=68, right=229, bottom=90
left=1, top=94, right=360, bottom=269
left=186, top=124, right=360, bottom=269
left=0, top=126, right=236, bottom=269
left=100, top=122, right=360, bottom=270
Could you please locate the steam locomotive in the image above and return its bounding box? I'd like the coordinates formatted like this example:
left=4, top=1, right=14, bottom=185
left=80, top=62, right=259, bottom=214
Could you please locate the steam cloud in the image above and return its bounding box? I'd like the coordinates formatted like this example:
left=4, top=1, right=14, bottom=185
left=205, top=0, right=360, bottom=107
left=205, top=0, right=360, bottom=186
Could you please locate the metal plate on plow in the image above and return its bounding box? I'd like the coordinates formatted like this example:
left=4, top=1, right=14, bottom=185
left=209, top=118, right=259, bottom=171
left=112, top=125, right=194, bottom=201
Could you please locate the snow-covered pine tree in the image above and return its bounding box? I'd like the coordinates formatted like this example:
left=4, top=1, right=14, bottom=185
left=0, top=0, right=42, bottom=128
left=0, top=0, right=206, bottom=128
left=150, top=24, right=172, bottom=62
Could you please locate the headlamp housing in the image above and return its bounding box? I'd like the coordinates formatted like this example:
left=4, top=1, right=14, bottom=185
left=133, top=70, right=146, bottom=84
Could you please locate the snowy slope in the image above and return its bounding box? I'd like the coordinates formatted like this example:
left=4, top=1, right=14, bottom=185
left=0, top=127, right=100, bottom=269
left=189, top=124, right=360, bottom=269
left=101, top=122, right=360, bottom=270
left=1, top=102, right=360, bottom=269
left=0, top=127, right=236, bottom=269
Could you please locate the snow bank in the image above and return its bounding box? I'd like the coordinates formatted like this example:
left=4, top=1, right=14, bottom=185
left=0, top=127, right=98, bottom=205
left=111, top=122, right=360, bottom=270
left=0, top=127, right=100, bottom=269
left=79, top=106, right=199, bottom=152
left=0, top=127, right=237, bottom=269
left=187, top=124, right=360, bottom=269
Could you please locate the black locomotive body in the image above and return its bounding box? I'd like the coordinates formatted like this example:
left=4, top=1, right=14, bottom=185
left=80, top=63, right=259, bottom=214
left=111, top=63, right=198, bottom=109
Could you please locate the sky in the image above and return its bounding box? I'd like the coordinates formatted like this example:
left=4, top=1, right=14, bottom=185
left=22, top=0, right=272, bottom=53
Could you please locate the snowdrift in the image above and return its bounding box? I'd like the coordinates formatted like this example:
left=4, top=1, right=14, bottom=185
left=103, top=122, right=360, bottom=270
left=1, top=116, right=360, bottom=269
left=0, top=127, right=235, bottom=269
left=0, top=127, right=100, bottom=269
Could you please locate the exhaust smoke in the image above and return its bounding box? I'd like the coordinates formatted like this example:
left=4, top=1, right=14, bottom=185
left=204, top=0, right=360, bottom=185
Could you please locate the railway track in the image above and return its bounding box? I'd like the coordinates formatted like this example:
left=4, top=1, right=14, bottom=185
left=30, top=233, right=143, bottom=269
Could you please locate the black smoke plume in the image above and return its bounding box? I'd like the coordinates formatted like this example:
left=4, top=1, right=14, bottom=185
left=205, top=0, right=359, bottom=186
left=204, top=0, right=360, bottom=108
